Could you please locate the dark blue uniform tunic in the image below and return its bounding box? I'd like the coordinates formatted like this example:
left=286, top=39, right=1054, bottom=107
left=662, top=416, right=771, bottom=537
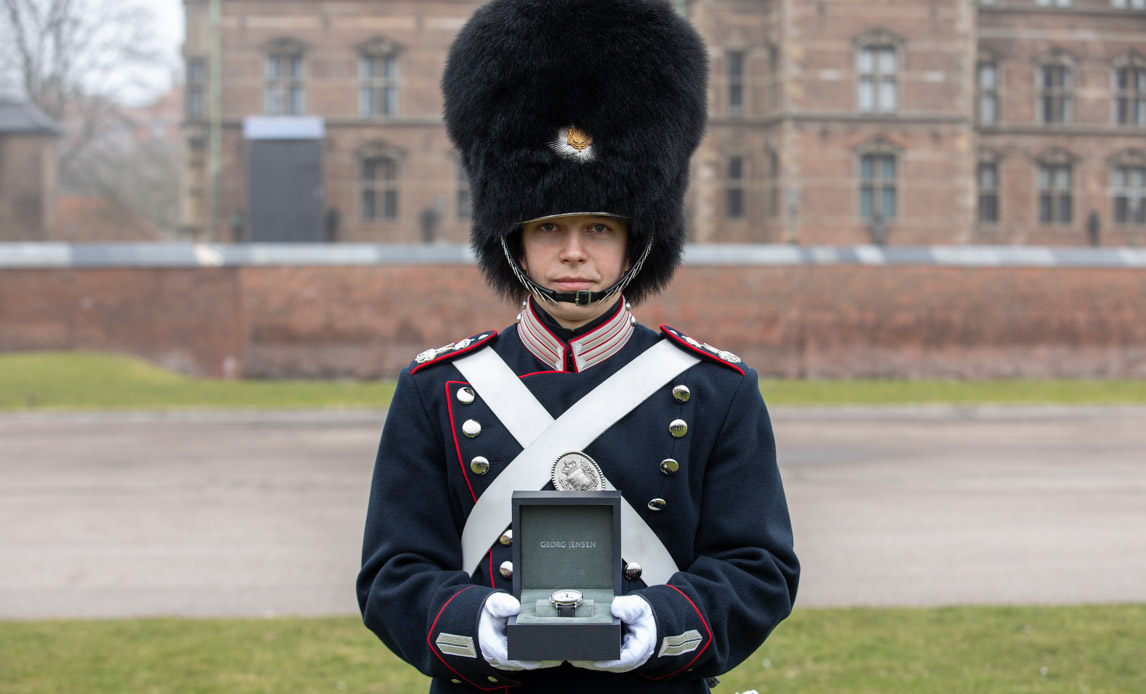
left=358, top=299, right=799, bottom=692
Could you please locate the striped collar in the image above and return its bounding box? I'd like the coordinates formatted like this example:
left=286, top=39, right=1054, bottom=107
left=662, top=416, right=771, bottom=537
left=516, top=296, right=636, bottom=372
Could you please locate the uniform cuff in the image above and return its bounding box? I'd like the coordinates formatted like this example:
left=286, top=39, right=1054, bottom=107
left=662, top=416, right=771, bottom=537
left=427, top=585, right=521, bottom=690
left=632, top=584, right=713, bottom=681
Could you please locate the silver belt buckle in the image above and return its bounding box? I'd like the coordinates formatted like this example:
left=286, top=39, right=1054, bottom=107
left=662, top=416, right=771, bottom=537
left=551, top=451, right=605, bottom=492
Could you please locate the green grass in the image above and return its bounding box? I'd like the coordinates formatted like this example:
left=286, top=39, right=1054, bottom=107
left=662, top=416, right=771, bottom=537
left=0, top=351, right=1144, bottom=412
left=0, top=352, right=395, bottom=411
left=1, top=606, right=1142, bottom=693
left=757, top=377, right=1146, bottom=406
left=734, top=605, right=1146, bottom=694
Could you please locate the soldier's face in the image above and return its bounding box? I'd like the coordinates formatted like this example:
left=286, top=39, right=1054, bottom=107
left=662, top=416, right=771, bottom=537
left=519, top=214, right=630, bottom=329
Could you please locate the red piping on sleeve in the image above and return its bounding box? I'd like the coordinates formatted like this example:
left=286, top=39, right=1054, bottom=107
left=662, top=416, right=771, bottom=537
left=427, top=585, right=510, bottom=691
left=642, top=584, right=714, bottom=680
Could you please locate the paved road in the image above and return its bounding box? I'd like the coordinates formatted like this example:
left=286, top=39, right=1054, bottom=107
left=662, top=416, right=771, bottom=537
left=1, top=407, right=1144, bottom=619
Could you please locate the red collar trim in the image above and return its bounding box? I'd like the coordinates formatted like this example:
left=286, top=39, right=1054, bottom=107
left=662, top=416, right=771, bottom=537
left=517, top=296, right=635, bottom=372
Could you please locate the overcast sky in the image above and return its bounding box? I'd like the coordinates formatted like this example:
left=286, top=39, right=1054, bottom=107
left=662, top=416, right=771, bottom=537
left=157, top=0, right=185, bottom=45
left=1, top=0, right=182, bottom=104
left=140, top=0, right=185, bottom=101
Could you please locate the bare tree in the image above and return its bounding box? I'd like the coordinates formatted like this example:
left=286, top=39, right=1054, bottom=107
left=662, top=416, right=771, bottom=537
left=1, top=0, right=165, bottom=162
left=64, top=104, right=181, bottom=236
left=1, top=0, right=177, bottom=236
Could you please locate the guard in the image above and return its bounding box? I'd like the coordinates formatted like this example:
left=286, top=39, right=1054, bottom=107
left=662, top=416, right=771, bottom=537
left=357, top=0, right=799, bottom=691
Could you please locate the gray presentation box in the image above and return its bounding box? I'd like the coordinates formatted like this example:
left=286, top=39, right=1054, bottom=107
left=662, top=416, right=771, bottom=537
left=506, top=490, right=622, bottom=661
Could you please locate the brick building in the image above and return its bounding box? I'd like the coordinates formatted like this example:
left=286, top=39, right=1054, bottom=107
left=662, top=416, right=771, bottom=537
left=179, top=0, right=1146, bottom=246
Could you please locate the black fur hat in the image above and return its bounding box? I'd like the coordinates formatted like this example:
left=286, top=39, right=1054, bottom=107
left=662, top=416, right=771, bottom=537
left=442, top=0, right=708, bottom=305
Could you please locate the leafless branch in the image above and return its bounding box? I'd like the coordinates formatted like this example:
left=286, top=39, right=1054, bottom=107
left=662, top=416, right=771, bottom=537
left=1, top=0, right=177, bottom=238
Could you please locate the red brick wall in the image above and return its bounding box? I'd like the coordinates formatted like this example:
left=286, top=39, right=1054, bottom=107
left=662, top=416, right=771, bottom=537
left=3, top=264, right=1145, bottom=379
left=0, top=268, right=246, bottom=376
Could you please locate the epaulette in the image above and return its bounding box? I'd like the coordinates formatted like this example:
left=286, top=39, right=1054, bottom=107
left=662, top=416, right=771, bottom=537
left=660, top=325, right=746, bottom=374
left=410, top=330, right=497, bottom=373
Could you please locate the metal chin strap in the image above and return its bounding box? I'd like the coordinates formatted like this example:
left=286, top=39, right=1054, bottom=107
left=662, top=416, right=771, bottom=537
left=501, top=237, right=653, bottom=307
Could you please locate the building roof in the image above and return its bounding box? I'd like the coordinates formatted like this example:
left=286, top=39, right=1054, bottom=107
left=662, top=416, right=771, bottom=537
left=0, top=98, right=62, bottom=135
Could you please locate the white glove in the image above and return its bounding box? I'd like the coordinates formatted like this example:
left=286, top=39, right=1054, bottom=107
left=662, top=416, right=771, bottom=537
left=477, top=592, right=561, bottom=671
left=570, top=595, right=656, bottom=673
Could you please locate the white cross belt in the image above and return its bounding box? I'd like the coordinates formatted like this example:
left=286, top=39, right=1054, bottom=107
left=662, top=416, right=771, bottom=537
left=453, top=340, right=699, bottom=586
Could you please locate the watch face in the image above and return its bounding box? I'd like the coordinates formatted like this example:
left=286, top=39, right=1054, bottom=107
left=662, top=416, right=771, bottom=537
left=550, top=589, right=583, bottom=606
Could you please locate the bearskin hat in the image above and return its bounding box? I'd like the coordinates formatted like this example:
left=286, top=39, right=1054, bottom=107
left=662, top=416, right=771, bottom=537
left=442, top=0, right=708, bottom=305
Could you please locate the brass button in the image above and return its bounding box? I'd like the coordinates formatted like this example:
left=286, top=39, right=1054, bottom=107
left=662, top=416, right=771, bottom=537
left=499, top=529, right=513, bottom=546
left=669, top=419, right=688, bottom=438
left=462, top=419, right=482, bottom=438
left=648, top=498, right=667, bottom=511
left=672, top=385, right=691, bottom=403
left=488, top=676, right=499, bottom=683
left=499, top=561, right=513, bottom=579
left=624, top=561, right=643, bottom=580
left=470, top=456, right=490, bottom=475
left=659, top=458, right=680, bottom=475
left=457, top=387, right=476, bottom=404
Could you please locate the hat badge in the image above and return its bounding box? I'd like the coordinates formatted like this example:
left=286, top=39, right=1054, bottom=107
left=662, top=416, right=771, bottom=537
left=566, top=126, right=592, bottom=152
left=550, top=125, right=595, bottom=162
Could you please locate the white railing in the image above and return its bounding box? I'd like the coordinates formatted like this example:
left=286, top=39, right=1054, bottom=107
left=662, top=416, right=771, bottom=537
left=1, top=242, right=1145, bottom=269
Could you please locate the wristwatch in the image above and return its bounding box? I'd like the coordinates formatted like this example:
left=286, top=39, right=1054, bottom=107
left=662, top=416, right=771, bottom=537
left=549, top=589, right=583, bottom=617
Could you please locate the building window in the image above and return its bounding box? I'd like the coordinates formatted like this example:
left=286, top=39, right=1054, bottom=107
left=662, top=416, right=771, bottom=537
left=1113, top=0, right=1146, bottom=8
left=362, top=157, right=399, bottom=222
left=265, top=42, right=305, bottom=116
left=186, top=57, right=206, bottom=120
left=456, top=164, right=471, bottom=220
left=727, top=50, right=745, bottom=117
left=1037, top=158, right=1073, bottom=225
left=859, top=151, right=897, bottom=220
left=726, top=156, right=746, bottom=220
left=1036, top=0, right=1072, bottom=6
left=1038, top=57, right=1073, bottom=125
left=978, top=161, right=1000, bottom=224
left=1113, top=162, right=1146, bottom=224
left=858, top=42, right=897, bottom=114
left=977, top=61, right=999, bottom=125
left=1115, top=62, right=1146, bottom=127
left=359, top=41, right=401, bottom=117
